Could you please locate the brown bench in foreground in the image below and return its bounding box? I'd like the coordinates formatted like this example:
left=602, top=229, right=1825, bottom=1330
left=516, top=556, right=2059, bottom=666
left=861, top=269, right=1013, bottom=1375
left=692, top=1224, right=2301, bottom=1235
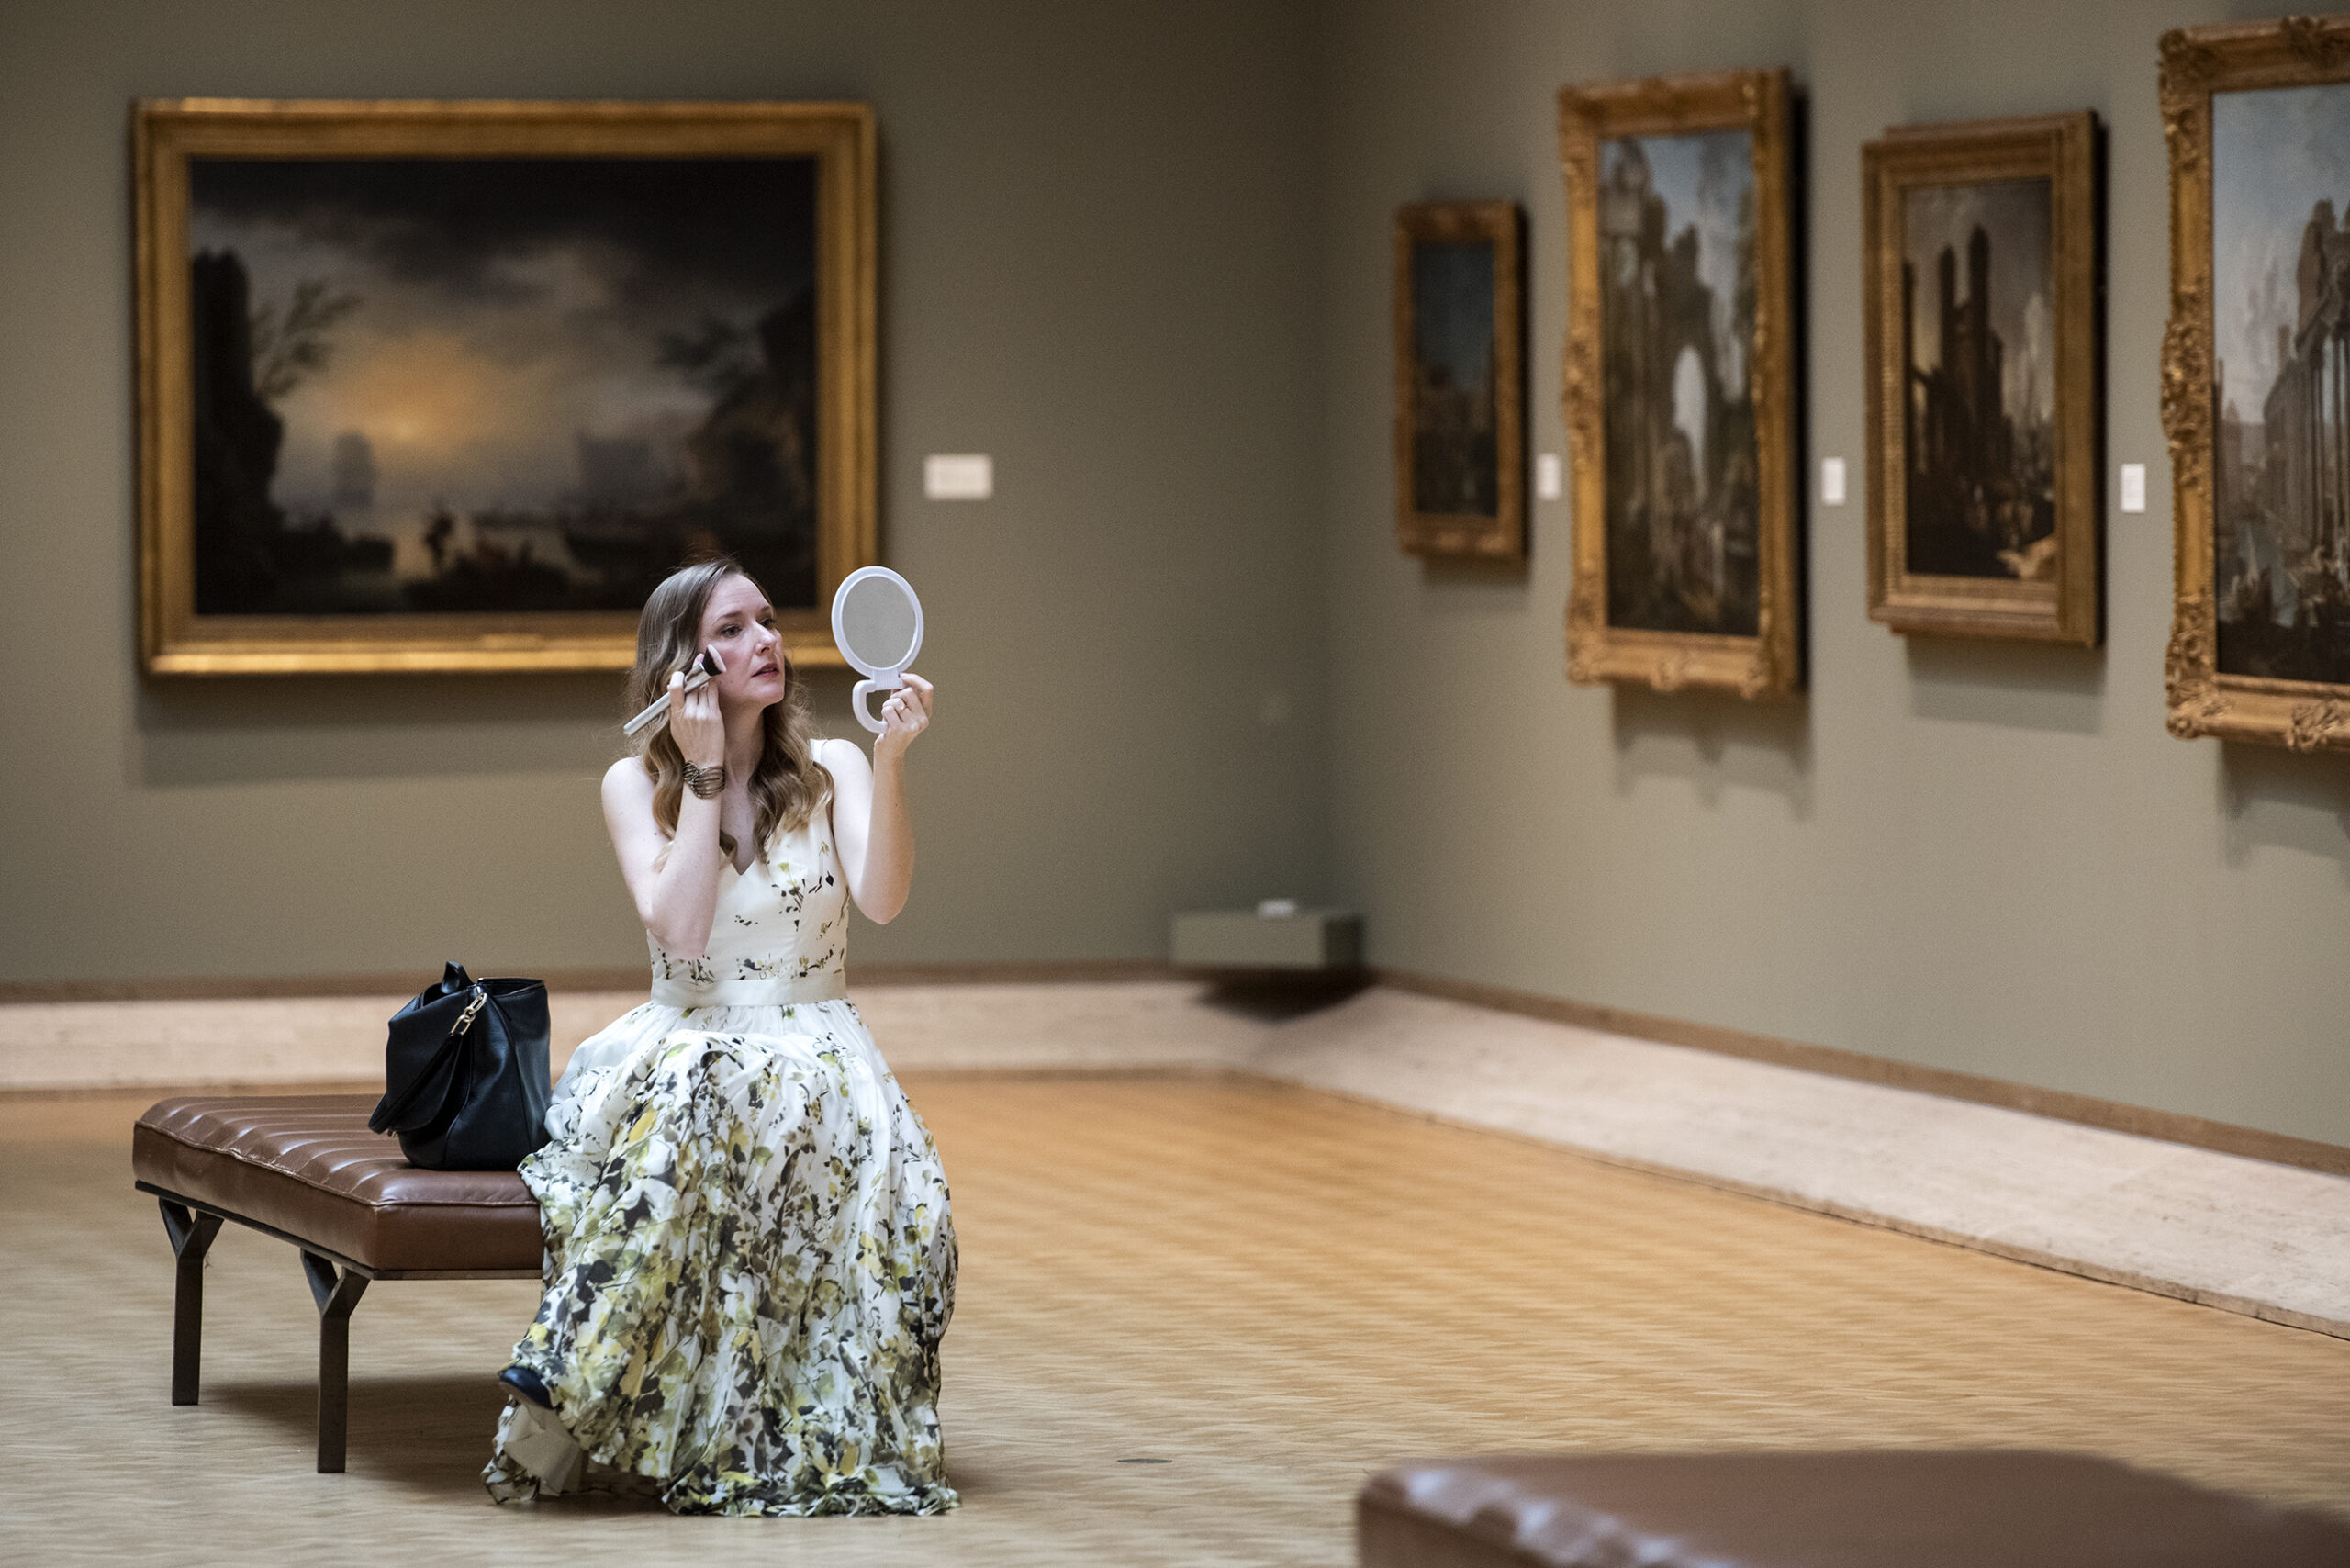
left=1360, top=1451, right=2350, bottom=1567
left=132, top=1095, right=543, bottom=1472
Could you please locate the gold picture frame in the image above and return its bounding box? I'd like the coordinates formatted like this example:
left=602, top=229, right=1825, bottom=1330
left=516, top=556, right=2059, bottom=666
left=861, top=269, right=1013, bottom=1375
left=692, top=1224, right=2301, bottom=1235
left=133, top=98, right=876, bottom=676
left=1863, top=112, right=2100, bottom=644
left=2162, top=19, right=2350, bottom=749
left=1559, top=69, right=1800, bottom=698
left=1394, top=201, right=1525, bottom=561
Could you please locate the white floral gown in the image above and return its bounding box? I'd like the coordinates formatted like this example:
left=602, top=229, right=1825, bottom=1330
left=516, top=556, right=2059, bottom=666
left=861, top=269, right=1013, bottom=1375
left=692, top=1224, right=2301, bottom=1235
left=484, top=805, right=957, bottom=1516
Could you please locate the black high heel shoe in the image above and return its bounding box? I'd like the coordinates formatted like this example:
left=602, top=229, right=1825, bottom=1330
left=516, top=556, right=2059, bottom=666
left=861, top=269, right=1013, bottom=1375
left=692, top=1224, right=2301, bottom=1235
left=498, top=1364, right=554, bottom=1409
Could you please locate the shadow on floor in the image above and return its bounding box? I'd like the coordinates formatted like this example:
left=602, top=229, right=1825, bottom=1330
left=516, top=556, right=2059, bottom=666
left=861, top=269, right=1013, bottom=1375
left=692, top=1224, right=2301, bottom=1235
left=205, top=1372, right=1010, bottom=1511
left=204, top=1374, right=564, bottom=1497
left=1196, top=970, right=1371, bottom=1023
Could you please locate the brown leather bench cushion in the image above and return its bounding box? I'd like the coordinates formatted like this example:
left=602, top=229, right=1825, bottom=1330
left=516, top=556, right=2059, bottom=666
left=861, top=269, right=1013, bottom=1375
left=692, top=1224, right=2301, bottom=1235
left=1359, top=1451, right=2350, bottom=1568
left=133, top=1095, right=542, bottom=1274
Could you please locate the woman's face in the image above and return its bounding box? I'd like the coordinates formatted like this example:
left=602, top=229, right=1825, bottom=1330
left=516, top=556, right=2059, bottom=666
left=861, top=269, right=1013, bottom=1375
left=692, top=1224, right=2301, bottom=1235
left=696, top=574, right=789, bottom=708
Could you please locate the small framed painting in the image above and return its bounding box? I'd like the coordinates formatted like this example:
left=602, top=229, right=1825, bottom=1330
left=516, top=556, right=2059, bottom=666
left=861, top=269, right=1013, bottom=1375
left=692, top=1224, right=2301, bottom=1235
left=1559, top=69, right=1801, bottom=698
left=1393, top=201, right=1526, bottom=561
left=133, top=98, right=876, bottom=675
left=1863, top=112, right=2100, bottom=644
left=2163, top=17, right=2350, bottom=749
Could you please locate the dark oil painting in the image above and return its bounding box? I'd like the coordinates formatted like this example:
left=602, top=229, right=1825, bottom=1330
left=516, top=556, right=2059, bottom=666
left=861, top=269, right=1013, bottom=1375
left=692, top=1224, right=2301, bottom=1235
left=2212, top=83, right=2350, bottom=684
left=1410, top=240, right=1498, bottom=516
left=187, top=156, right=818, bottom=618
left=1900, top=180, right=2057, bottom=581
left=1598, top=129, right=1758, bottom=637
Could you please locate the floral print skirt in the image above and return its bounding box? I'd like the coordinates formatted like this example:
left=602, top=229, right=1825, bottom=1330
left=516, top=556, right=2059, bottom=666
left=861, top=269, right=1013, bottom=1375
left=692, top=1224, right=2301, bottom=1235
left=484, top=1002, right=957, bottom=1515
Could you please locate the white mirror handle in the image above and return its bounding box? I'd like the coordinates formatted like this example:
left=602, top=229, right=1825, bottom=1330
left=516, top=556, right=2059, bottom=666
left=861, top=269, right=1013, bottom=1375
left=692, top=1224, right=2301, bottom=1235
left=852, top=677, right=901, bottom=734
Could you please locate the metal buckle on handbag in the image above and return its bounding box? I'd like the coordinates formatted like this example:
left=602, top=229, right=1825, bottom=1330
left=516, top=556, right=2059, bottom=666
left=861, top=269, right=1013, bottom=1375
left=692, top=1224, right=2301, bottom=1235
left=451, top=985, right=488, bottom=1037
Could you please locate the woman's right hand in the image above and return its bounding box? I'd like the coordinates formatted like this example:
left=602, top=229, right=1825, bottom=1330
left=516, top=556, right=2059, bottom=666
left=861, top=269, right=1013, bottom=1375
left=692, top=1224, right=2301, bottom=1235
left=667, top=655, right=725, bottom=767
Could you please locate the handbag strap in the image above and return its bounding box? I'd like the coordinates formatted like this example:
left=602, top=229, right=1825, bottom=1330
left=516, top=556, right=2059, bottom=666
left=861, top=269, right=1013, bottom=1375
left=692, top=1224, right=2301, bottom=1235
left=368, top=984, right=488, bottom=1132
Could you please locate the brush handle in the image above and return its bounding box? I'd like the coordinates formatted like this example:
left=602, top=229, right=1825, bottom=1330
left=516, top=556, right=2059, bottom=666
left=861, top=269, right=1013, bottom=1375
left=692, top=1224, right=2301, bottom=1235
left=621, top=649, right=722, bottom=739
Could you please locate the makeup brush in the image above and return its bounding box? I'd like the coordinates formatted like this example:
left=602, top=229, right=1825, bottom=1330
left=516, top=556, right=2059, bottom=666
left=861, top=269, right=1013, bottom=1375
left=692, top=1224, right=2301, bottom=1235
left=622, top=648, right=722, bottom=739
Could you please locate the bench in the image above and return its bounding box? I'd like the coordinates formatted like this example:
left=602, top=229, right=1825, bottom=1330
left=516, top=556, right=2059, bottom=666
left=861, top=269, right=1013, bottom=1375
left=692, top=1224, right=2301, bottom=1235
left=1358, top=1451, right=2350, bottom=1567
left=131, top=1094, right=543, bottom=1472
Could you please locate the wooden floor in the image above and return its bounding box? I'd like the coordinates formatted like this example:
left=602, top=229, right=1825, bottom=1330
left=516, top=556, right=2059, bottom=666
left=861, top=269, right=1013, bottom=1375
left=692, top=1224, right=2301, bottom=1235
left=6, top=1073, right=2347, bottom=1566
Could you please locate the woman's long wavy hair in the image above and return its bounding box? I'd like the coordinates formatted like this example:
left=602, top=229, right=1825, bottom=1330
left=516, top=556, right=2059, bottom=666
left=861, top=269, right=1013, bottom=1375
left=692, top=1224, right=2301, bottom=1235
left=626, top=556, right=831, bottom=863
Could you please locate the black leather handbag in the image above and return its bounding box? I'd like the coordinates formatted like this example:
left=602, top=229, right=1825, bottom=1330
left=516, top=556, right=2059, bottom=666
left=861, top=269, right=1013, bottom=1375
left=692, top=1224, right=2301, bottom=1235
left=368, top=961, right=554, bottom=1170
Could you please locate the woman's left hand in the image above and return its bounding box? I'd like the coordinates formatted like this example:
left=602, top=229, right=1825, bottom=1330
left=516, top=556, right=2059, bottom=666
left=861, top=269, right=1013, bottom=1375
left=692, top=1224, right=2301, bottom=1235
left=875, top=673, right=933, bottom=756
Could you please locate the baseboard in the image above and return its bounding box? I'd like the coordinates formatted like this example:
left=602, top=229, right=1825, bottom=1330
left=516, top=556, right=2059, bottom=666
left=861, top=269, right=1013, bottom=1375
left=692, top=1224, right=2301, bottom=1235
left=1373, top=968, right=2350, bottom=1180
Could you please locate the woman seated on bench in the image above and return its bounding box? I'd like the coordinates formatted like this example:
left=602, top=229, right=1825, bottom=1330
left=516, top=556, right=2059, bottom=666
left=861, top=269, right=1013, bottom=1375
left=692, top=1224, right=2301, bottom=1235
left=484, top=556, right=956, bottom=1516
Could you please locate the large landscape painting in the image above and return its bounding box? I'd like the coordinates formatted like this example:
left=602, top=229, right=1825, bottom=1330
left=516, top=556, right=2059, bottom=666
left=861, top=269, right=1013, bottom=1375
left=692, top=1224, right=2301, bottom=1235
left=187, top=154, right=819, bottom=619
left=2210, top=81, right=2350, bottom=686
left=135, top=100, right=874, bottom=674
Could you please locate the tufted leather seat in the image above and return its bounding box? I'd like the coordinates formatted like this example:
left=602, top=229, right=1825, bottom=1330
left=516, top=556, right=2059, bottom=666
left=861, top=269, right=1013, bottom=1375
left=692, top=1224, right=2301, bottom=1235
left=1358, top=1451, right=2350, bottom=1567
left=132, top=1095, right=541, bottom=1274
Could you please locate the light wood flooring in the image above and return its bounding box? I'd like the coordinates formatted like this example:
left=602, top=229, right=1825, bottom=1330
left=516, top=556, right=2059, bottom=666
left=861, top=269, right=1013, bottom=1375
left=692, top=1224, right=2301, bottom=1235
left=6, top=1074, right=2346, bottom=1566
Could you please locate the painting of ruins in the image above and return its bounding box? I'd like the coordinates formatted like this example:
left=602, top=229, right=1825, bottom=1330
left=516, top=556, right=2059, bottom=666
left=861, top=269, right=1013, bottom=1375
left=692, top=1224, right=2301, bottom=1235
left=1561, top=69, right=1798, bottom=698
left=135, top=101, right=875, bottom=674
left=1595, top=129, right=1760, bottom=636
left=2160, top=19, right=2350, bottom=750
left=1900, top=183, right=2054, bottom=580
left=1863, top=114, right=2098, bottom=644
left=1393, top=202, right=1524, bottom=561
left=2210, top=82, right=2350, bottom=686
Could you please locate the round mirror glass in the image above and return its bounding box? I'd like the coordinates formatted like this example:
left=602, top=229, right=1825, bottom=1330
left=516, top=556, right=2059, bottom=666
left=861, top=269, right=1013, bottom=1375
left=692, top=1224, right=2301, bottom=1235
left=845, top=580, right=916, bottom=672
left=839, top=573, right=920, bottom=673
left=832, top=567, right=925, bottom=734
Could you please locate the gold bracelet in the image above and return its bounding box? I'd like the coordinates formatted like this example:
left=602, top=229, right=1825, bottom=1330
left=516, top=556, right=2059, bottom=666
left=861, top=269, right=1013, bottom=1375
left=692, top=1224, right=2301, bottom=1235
left=680, top=761, right=727, bottom=799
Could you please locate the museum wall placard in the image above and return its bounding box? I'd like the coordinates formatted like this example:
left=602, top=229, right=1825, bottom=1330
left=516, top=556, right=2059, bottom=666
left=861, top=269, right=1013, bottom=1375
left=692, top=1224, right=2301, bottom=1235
left=1316, top=0, right=2350, bottom=1147
left=0, top=0, right=1333, bottom=983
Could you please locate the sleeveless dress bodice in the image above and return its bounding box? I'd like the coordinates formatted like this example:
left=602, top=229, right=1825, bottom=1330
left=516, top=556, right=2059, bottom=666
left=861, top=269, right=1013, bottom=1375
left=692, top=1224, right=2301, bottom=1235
left=487, top=795, right=957, bottom=1517
left=643, top=812, right=849, bottom=1007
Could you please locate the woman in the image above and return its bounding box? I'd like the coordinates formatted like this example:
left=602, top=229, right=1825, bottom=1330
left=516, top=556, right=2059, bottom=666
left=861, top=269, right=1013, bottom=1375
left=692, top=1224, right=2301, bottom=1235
left=484, top=557, right=956, bottom=1517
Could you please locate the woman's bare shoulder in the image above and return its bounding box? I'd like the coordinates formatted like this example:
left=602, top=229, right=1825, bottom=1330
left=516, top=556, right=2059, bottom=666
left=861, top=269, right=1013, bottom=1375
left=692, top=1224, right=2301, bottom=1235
left=812, top=735, right=868, bottom=780
left=602, top=756, right=654, bottom=806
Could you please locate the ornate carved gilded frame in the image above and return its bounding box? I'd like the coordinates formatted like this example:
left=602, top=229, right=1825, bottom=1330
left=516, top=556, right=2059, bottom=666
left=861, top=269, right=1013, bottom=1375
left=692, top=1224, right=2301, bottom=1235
left=1393, top=201, right=1526, bottom=561
left=1863, top=113, right=2100, bottom=644
left=2162, top=20, right=2350, bottom=748
left=1559, top=69, right=1800, bottom=698
left=133, top=99, right=875, bottom=675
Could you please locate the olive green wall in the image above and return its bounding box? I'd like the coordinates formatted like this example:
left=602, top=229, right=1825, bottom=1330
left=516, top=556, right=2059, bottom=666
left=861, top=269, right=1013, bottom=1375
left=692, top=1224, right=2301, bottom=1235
left=1316, top=0, right=2350, bottom=1145
left=6, top=0, right=2345, bottom=1148
left=0, top=0, right=1331, bottom=981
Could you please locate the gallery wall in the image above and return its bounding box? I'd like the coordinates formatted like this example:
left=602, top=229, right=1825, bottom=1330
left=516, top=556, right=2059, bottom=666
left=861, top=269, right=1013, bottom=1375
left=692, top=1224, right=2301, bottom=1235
left=5, top=0, right=2343, bottom=1150
left=0, top=0, right=1332, bottom=982
left=1317, top=0, right=2350, bottom=1146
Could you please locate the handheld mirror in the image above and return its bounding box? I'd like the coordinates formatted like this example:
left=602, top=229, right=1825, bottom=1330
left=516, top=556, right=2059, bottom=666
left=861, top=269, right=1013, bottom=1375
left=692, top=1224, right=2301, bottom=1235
left=831, top=566, right=924, bottom=734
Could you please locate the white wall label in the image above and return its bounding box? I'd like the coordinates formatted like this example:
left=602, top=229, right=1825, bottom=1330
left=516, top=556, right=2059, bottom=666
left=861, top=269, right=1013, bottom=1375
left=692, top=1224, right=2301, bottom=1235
left=1536, top=452, right=1561, bottom=501
left=1820, top=457, right=1846, bottom=506
left=2119, top=463, right=2146, bottom=513
left=924, top=454, right=993, bottom=500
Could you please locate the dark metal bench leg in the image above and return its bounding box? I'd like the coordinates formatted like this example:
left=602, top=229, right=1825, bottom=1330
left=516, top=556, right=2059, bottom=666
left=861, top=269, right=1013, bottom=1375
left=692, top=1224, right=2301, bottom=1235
left=301, top=1250, right=369, bottom=1473
left=158, top=1200, right=225, bottom=1406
